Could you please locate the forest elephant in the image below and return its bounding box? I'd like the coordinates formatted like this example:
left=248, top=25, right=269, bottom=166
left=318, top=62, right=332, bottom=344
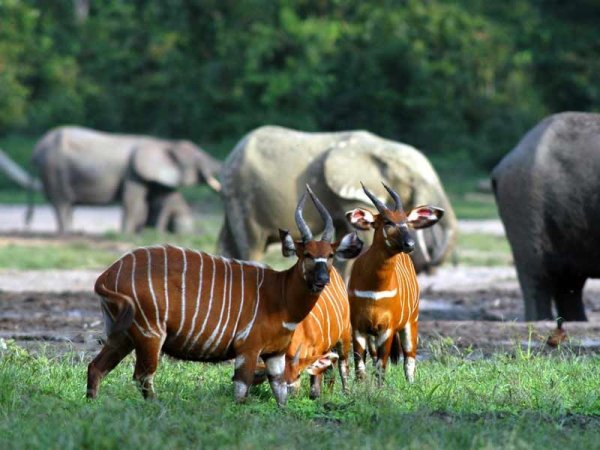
left=492, top=112, right=600, bottom=322
left=218, top=126, right=457, bottom=274
left=29, top=126, right=221, bottom=234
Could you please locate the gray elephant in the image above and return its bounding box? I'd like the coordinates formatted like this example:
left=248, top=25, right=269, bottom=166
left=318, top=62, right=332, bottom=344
left=29, top=126, right=221, bottom=234
left=218, top=126, right=457, bottom=273
left=492, top=111, right=600, bottom=321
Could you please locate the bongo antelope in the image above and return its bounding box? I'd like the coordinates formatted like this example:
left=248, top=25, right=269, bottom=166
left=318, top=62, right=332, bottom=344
left=346, top=182, right=443, bottom=384
left=254, top=266, right=353, bottom=399
left=87, top=187, right=362, bottom=405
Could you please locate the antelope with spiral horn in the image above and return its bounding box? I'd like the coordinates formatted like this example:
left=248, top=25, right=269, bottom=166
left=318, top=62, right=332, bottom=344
left=346, top=182, right=444, bottom=384
left=87, top=186, right=363, bottom=405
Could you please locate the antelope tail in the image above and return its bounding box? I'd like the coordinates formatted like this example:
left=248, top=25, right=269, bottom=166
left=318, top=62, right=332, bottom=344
left=94, top=273, right=135, bottom=336
left=389, top=332, right=402, bottom=365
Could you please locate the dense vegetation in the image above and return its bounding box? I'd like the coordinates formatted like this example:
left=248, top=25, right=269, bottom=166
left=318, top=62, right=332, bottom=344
left=1, top=0, right=599, bottom=169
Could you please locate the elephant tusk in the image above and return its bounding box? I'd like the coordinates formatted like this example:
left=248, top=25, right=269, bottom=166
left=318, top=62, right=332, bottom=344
left=206, top=177, right=222, bottom=192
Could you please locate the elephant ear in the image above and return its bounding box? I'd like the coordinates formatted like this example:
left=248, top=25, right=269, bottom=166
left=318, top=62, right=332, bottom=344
left=132, top=144, right=182, bottom=188
left=323, top=136, right=416, bottom=207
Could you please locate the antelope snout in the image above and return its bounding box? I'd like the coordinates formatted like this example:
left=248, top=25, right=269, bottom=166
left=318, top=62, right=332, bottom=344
left=310, top=263, right=330, bottom=292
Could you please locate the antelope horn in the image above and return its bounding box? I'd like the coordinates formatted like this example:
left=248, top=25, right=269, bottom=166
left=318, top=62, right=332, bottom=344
left=306, top=185, right=334, bottom=242
left=295, top=190, right=313, bottom=242
left=382, top=182, right=403, bottom=211
left=361, top=182, right=387, bottom=214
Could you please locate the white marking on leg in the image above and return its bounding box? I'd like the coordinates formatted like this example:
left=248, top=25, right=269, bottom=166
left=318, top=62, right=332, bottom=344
left=234, top=380, right=248, bottom=402
left=357, top=360, right=366, bottom=371
left=400, top=326, right=412, bottom=353
left=234, top=355, right=245, bottom=370
left=354, top=331, right=367, bottom=350
left=376, top=329, right=391, bottom=348
left=405, top=356, right=416, bottom=383
left=282, top=321, right=298, bottom=331
left=266, top=354, right=286, bottom=377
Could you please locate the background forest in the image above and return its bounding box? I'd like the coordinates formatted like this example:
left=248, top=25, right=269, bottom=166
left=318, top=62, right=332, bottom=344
left=1, top=0, right=599, bottom=171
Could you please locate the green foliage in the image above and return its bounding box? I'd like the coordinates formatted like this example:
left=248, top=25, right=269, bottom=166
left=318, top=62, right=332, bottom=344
left=1, top=342, right=599, bottom=449
left=0, top=1, right=598, bottom=168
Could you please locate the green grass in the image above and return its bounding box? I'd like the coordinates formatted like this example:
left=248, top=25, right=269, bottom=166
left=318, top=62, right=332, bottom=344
left=0, top=340, right=599, bottom=449
left=454, top=232, right=512, bottom=267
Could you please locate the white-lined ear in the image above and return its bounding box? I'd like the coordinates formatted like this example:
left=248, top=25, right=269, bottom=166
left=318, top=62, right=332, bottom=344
left=407, top=205, right=444, bottom=229
left=279, top=229, right=296, bottom=257
left=345, top=208, right=375, bottom=231
left=305, top=352, right=339, bottom=375
left=335, top=232, right=363, bottom=260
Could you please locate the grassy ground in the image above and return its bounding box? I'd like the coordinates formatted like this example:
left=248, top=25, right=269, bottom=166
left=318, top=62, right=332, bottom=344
left=0, top=340, right=599, bottom=450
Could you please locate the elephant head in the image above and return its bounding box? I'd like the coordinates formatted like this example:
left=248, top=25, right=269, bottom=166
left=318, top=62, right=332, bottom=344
left=322, top=137, right=457, bottom=272
left=132, top=140, right=222, bottom=192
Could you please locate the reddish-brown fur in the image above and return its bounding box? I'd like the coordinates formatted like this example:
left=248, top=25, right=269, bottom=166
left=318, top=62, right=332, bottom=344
left=346, top=184, right=443, bottom=384
left=87, top=244, right=342, bottom=405
left=284, top=268, right=351, bottom=398
left=348, top=229, right=420, bottom=383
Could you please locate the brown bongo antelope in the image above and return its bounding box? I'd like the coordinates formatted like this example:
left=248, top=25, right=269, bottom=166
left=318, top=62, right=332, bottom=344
left=254, top=265, right=353, bottom=399
left=87, top=187, right=362, bottom=405
left=346, top=182, right=443, bottom=384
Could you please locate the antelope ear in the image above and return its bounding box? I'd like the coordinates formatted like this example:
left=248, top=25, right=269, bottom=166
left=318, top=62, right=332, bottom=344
left=334, top=232, right=363, bottom=260
left=279, top=229, right=297, bottom=257
left=306, top=352, right=339, bottom=376
left=407, top=205, right=444, bottom=229
left=345, top=208, right=375, bottom=231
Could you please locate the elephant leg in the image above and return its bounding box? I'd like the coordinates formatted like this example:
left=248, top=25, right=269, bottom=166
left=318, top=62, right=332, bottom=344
left=122, top=181, right=148, bottom=233
left=515, top=265, right=553, bottom=321
left=53, top=201, right=73, bottom=235
left=552, top=276, right=587, bottom=322
left=217, top=214, right=242, bottom=258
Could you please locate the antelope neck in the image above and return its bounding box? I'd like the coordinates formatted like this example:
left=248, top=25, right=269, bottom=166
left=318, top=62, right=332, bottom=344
left=359, top=245, right=399, bottom=286
left=280, top=265, right=323, bottom=324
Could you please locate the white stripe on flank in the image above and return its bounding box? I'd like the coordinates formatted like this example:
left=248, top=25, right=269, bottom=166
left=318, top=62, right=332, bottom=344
left=215, top=257, right=236, bottom=353
left=222, top=262, right=245, bottom=352
left=162, top=246, right=170, bottom=323
left=191, top=255, right=217, bottom=347
left=202, top=258, right=231, bottom=354
left=309, top=311, right=324, bottom=339
left=130, top=252, right=160, bottom=338
left=352, top=288, right=398, bottom=300
left=235, top=267, right=264, bottom=342
left=114, top=258, right=124, bottom=291
left=175, top=247, right=188, bottom=337
left=145, top=248, right=161, bottom=332
left=183, top=251, right=204, bottom=349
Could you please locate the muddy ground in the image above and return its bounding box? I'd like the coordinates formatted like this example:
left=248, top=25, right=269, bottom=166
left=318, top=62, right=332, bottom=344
left=1, top=208, right=600, bottom=359
left=2, top=282, right=600, bottom=359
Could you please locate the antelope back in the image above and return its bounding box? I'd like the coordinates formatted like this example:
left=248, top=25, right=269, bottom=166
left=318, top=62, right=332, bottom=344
left=99, top=245, right=271, bottom=359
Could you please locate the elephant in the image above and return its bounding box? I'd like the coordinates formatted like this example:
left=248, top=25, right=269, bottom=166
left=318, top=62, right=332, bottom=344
left=217, top=125, right=457, bottom=274
left=491, top=111, right=600, bottom=321
left=29, top=126, right=222, bottom=234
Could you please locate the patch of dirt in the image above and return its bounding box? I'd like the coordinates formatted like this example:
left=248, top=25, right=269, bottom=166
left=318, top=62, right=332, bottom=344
left=2, top=289, right=600, bottom=358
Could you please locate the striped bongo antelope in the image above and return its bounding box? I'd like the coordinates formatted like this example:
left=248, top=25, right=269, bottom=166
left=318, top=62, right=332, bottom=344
left=346, top=182, right=443, bottom=384
left=254, top=266, right=353, bottom=399
left=87, top=187, right=363, bottom=405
